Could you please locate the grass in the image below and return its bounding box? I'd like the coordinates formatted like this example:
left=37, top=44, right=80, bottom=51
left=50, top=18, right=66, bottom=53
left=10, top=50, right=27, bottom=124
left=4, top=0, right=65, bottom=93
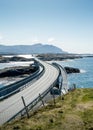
left=0, top=88, right=93, bottom=130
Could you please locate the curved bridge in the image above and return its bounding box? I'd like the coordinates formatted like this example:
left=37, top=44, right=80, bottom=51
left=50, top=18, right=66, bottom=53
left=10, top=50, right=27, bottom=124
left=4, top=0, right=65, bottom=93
left=0, top=62, right=44, bottom=100
left=0, top=60, right=60, bottom=125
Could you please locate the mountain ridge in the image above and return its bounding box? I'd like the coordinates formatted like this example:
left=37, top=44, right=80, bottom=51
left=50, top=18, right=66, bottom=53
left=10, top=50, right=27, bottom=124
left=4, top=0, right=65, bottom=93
left=0, top=43, right=67, bottom=54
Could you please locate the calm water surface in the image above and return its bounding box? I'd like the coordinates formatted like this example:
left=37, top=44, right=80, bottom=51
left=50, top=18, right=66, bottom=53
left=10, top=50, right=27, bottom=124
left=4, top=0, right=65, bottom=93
left=57, top=57, right=93, bottom=88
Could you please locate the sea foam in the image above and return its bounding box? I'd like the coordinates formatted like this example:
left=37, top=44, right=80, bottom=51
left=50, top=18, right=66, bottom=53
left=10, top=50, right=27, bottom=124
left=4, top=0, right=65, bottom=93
left=80, top=69, right=86, bottom=73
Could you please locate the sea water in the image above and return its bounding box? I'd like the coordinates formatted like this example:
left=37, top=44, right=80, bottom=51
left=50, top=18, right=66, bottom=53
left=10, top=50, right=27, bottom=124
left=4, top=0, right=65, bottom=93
left=57, top=57, right=93, bottom=88
left=0, top=56, right=93, bottom=88
left=0, top=55, right=33, bottom=88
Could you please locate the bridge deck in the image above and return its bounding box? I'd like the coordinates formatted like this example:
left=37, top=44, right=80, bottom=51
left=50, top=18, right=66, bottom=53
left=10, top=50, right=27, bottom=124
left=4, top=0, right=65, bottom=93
left=0, top=60, right=59, bottom=125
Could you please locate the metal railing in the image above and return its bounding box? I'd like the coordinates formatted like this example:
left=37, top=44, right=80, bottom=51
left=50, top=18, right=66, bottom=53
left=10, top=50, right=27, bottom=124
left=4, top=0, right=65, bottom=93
left=0, top=63, right=45, bottom=100
left=6, top=75, right=59, bottom=123
left=0, top=63, right=59, bottom=124
left=51, top=62, right=68, bottom=93
left=0, top=62, right=61, bottom=125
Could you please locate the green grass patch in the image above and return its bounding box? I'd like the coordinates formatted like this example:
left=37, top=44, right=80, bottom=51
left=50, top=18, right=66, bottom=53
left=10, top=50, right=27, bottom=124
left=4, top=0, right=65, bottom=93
left=82, top=88, right=93, bottom=102
left=0, top=88, right=93, bottom=130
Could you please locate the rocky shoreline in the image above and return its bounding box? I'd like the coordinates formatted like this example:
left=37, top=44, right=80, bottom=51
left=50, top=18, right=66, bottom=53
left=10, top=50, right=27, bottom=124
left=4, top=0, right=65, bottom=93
left=0, top=55, right=80, bottom=80
left=0, top=56, right=33, bottom=63
left=64, top=66, right=80, bottom=74
left=36, top=53, right=83, bottom=61
left=0, top=65, right=38, bottom=78
left=0, top=57, right=39, bottom=86
left=36, top=54, right=81, bottom=73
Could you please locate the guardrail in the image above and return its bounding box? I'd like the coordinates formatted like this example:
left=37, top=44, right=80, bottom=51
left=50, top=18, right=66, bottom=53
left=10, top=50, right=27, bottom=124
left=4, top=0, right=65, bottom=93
left=6, top=63, right=60, bottom=123
left=0, top=62, right=45, bottom=100
left=52, top=62, right=68, bottom=93
left=0, top=61, right=60, bottom=125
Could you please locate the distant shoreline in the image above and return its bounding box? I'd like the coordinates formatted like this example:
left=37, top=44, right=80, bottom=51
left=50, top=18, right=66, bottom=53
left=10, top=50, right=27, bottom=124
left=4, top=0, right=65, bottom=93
left=0, top=53, right=93, bottom=62
left=36, top=53, right=83, bottom=61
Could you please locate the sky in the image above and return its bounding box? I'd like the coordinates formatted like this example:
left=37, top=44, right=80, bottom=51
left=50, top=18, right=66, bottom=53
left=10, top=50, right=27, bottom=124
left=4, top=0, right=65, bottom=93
left=0, top=0, right=93, bottom=54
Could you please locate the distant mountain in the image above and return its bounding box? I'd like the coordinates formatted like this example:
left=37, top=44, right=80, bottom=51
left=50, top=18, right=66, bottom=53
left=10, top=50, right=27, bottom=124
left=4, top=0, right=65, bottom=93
left=0, top=43, right=67, bottom=54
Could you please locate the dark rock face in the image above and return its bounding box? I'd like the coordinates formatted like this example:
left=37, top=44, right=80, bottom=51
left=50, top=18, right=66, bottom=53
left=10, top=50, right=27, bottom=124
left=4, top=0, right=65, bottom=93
left=0, top=56, right=39, bottom=78
left=64, top=67, right=80, bottom=74
left=36, top=54, right=83, bottom=61
left=0, top=56, right=33, bottom=63
left=0, top=65, right=38, bottom=78
left=9, top=56, right=31, bottom=61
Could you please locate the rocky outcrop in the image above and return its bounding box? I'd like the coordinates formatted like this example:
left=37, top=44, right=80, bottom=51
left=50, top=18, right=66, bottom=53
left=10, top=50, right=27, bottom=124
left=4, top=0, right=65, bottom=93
left=0, top=56, right=33, bottom=63
left=36, top=54, right=83, bottom=61
left=0, top=65, right=38, bottom=78
left=64, top=67, right=80, bottom=74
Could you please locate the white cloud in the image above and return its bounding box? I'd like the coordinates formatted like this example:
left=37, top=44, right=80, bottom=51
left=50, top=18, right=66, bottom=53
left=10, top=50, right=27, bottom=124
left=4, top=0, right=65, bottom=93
left=32, top=37, right=40, bottom=43
left=48, top=37, right=55, bottom=43
left=0, top=34, right=3, bottom=40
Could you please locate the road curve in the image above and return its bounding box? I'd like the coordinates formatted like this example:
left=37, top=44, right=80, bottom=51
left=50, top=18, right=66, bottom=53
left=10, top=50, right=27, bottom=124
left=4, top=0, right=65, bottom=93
left=0, top=60, right=59, bottom=125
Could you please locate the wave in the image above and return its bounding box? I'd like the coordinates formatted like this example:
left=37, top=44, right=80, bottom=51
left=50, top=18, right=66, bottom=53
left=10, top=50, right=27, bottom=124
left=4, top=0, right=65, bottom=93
left=62, top=59, right=74, bottom=62
left=18, top=54, right=33, bottom=58
left=80, top=69, right=86, bottom=73
left=3, top=54, right=33, bottom=59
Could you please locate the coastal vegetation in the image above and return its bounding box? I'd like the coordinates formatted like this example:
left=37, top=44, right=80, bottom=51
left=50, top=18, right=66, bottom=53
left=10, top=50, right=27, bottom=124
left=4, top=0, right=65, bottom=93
left=0, top=88, right=93, bottom=130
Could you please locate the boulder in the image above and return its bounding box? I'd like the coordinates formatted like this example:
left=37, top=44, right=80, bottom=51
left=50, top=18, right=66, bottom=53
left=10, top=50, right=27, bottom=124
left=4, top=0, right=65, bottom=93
left=0, top=65, right=38, bottom=78
left=64, top=67, right=80, bottom=74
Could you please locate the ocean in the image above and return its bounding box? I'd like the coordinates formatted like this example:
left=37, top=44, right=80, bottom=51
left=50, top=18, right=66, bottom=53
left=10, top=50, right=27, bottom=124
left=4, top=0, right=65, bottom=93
left=0, top=55, right=33, bottom=88
left=57, top=57, right=93, bottom=88
left=0, top=56, right=93, bottom=88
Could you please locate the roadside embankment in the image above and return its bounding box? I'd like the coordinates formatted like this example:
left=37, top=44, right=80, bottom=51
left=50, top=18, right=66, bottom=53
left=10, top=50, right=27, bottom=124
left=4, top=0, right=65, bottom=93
left=0, top=88, right=93, bottom=130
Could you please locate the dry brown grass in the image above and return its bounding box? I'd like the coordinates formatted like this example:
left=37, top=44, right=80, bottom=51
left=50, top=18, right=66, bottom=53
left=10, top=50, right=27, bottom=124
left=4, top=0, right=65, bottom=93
left=0, top=88, right=93, bottom=130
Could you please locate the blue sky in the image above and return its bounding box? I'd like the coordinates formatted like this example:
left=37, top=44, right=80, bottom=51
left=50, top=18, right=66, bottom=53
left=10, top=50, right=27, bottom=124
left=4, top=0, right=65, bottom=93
left=0, top=0, right=93, bottom=53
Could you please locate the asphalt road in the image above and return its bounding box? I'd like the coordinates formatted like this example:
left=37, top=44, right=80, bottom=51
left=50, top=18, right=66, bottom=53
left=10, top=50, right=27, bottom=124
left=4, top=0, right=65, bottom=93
left=0, top=60, right=59, bottom=125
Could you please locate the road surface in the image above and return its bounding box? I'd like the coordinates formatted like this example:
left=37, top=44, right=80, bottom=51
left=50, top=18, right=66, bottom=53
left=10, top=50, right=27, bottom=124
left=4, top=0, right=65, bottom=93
left=0, top=60, right=59, bottom=125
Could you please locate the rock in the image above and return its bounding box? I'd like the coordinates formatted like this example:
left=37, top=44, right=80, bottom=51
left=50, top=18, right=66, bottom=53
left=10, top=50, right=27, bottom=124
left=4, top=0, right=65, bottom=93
left=64, top=67, right=80, bottom=74
left=9, top=56, right=31, bottom=61
left=0, top=56, right=33, bottom=63
left=36, top=54, right=83, bottom=61
left=0, top=65, right=38, bottom=78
